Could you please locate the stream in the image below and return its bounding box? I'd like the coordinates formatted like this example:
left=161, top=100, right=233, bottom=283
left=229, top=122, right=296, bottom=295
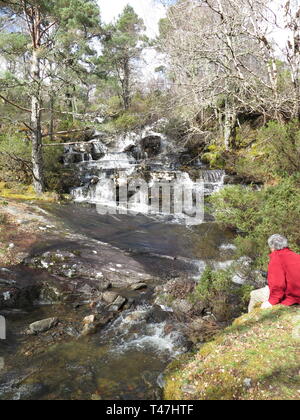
left=0, top=125, right=236, bottom=400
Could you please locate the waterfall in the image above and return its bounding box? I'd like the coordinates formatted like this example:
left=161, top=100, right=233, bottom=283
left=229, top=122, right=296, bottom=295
left=64, top=125, right=226, bottom=221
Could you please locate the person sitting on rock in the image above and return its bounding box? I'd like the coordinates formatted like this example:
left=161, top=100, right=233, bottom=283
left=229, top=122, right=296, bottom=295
left=248, top=234, right=300, bottom=312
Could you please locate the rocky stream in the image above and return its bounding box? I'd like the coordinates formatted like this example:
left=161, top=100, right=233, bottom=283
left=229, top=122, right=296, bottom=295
left=0, top=125, right=238, bottom=400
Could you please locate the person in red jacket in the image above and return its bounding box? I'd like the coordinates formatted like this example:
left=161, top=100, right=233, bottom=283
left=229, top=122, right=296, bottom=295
left=248, top=234, right=300, bottom=312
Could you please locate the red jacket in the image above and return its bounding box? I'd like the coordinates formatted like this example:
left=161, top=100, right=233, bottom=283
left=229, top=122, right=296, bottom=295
left=268, top=248, right=300, bottom=306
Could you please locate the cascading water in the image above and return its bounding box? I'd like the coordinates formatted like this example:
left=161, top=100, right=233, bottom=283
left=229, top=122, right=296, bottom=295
left=64, top=124, right=226, bottom=219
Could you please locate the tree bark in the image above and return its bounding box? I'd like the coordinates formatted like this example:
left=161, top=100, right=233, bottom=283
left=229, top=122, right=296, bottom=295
left=122, top=58, right=131, bottom=110
left=31, top=48, right=45, bottom=194
left=224, top=100, right=237, bottom=151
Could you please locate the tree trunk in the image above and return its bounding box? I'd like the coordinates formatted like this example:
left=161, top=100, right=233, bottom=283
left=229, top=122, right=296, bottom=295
left=122, top=58, right=131, bottom=110
left=224, top=101, right=237, bottom=151
left=31, top=49, right=45, bottom=194
left=50, top=94, right=55, bottom=142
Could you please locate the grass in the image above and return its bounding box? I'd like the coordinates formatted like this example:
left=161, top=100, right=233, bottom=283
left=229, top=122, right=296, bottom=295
left=0, top=182, right=66, bottom=202
left=164, top=305, right=300, bottom=400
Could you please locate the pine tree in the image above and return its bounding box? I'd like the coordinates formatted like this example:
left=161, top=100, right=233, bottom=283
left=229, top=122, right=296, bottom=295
left=0, top=0, right=101, bottom=193
left=101, top=5, right=148, bottom=110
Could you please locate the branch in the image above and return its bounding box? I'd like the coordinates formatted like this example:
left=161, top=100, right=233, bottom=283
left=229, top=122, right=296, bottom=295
left=0, top=94, right=31, bottom=113
left=42, top=140, right=100, bottom=147
left=41, top=128, right=92, bottom=139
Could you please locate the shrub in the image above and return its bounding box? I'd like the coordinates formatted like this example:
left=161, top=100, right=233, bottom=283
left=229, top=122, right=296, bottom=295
left=234, top=120, right=300, bottom=182
left=0, top=133, right=32, bottom=184
left=0, top=130, right=77, bottom=194
left=113, top=112, right=140, bottom=131
left=190, top=267, right=252, bottom=321
left=202, top=144, right=226, bottom=169
left=210, top=176, right=300, bottom=268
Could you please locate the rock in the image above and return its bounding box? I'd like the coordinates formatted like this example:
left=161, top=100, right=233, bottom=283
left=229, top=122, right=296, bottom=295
left=64, top=326, right=80, bottom=338
left=244, top=378, right=252, bottom=388
left=28, top=317, right=58, bottom=334
left=124, top=311, right=146, bottom=323
left=108, top=295, right=127, bottom=312
left=78, top=284, right=93, bottom=295
left=181, top=384, right=197, bottom=394
left=130, top=283, right=147, bottom=291
left=173, top=299, right=193, bottom=314
left=102, top=291, right=118, bottom=304
left=83, top=315, right=95, bottom=325
left=80, top=323, right=97, bottom=337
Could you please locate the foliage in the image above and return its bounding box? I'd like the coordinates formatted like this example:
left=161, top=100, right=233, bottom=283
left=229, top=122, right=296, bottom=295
left=202, top=144, right=226, bottom=169
left=0, top=129, right=77, bottom=194
left=190, top=267, right=253, bottom=321
left=209, top=177, right=300, bottom=268
left=234, top=121, right=300, bottom=182
left=112, top=112, right=140, bottom=132
left=100, top=5, right=148, bottom=110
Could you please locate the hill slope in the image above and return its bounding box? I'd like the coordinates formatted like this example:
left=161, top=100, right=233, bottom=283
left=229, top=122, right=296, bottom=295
left=164, top=306, right=300, bottom=400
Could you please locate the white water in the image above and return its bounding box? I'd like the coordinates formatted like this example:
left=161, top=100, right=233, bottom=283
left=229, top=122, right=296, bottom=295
left=64, top=125, right=226, bottom=220
left=102, top=304, right=187, bottom=358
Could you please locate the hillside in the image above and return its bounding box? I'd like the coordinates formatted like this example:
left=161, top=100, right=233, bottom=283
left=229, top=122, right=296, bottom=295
left=164, top=306, right=300, bottom=400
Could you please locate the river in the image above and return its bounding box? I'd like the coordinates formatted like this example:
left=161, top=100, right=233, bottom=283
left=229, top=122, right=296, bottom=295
left=0, top=201, right=235, bottom=400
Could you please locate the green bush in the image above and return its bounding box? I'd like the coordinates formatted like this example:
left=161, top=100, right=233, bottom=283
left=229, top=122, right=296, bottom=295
left=202, top=144, right=226, bottom=169
left=113, top=112, right=140, bottom=131
left=0, top=129, right=77, bottom=194
left=0, top=133, right=32, bottom=184
left=210, top=176, right=300, bottom=268
left=234, top=120, right=300, bottom=182
left=190, top=267, right=252, bottom=321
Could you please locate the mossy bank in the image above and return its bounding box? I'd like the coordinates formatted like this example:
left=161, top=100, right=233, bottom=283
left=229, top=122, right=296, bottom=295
left=164, top=306, right=300, bottom=400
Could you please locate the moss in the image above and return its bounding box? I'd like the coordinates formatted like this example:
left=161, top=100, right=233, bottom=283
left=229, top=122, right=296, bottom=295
left=164, top=306, right=300, bottom=400
left=0, top=184, right=67, bottom=202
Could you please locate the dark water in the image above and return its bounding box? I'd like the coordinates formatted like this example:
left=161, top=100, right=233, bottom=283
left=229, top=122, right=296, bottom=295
left=45, top=203, right=234, bottom=261
left=0, top=203, right=235, bottom=400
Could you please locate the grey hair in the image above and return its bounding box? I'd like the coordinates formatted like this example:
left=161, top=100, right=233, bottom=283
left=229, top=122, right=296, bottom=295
left=268, top=234, right=288, bottom=250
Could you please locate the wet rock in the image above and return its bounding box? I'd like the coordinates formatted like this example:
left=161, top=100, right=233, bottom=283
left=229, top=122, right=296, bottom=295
left=108, top=296, right=127, bottom=312
left=79, top=313, right=115, bottom=337
left=231, top=257, right=267, bottom=288
left=80, top=323, right=97, bottom=337
left=11, top=384, right=47, bottom=401
left=157, top=373, right=165, bottom=389
left=0, top=285, right=40, bottom=309
left=123, top=297, right=135, bottom=311
left=130, top=283, right=147, bottom=291
left=28, top=317, right=58, bottom=335
left=141, top=136, right=161, bottom=157
left=124, top=311, right=146, bottom=323
left=78, top=284, right=94, bottom=296
left=64, top=326, right=80, bottom=338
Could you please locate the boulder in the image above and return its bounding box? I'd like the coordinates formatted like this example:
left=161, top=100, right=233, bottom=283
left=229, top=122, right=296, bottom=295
left=108, top=296, right=127, bottom=312
left=29, top=317, right=58, bottom=335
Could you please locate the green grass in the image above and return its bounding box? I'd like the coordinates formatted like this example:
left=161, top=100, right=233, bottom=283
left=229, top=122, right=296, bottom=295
left=164, top=306, right=300, bottom=400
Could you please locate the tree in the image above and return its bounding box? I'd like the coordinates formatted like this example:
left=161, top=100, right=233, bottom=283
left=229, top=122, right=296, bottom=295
left=0, top=0, right=100, bottom=193
left=101, top=5, right=148, bottom=110
left=158, top=0, right=300, bottom=149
